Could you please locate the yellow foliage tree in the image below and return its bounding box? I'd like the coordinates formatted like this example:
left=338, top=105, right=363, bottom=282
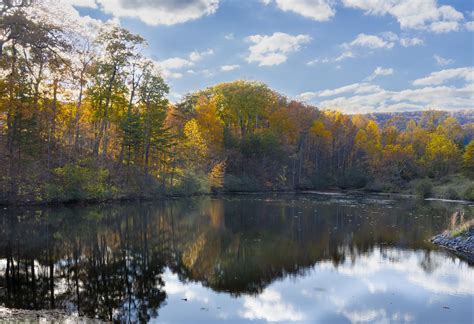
left=423, top=133, right=461, bottom=177
left=463, top=140, right=474, bottom=175
left=195, top=96, right=224, bottom=154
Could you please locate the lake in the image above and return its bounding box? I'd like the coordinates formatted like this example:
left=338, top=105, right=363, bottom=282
left=0, top=193, right=473, bottom=323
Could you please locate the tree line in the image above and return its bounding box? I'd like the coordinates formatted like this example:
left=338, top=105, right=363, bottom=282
left=0, top=3, right=473, bottom=203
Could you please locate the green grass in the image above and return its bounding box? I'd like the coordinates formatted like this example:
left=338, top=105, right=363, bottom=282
left=450, top=220, right=474, bottom=238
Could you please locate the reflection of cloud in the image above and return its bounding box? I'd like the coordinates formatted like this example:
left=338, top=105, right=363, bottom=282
left=240, top=289, right=305, bottom=322
left=164, top=271, right=209, bottom=304
left=323, top=249, right=474, bottom=296
left=157, top=248, right=472, bottom=322
left=343, top=309, right=387, bottom=323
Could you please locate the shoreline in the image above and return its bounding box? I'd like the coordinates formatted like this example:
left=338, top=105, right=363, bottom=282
left=0, top=306, right=98, bottom=323
left=0, top=188, right=472, bottom=208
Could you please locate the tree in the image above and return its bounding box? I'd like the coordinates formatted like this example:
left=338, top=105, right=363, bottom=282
left=90, top=26, right=145, bottom=158
left=423, top=133, right=461, bottom=177
left=213, top=81, right=275, bottom=139
left=463, top=140, right=474, bottom=176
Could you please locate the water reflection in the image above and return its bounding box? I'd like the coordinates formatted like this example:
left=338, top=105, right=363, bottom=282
left=0, top=194, right=472, bottom=322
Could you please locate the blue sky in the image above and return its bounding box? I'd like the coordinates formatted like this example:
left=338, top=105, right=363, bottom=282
left=65, top=0, right=473, bottom=113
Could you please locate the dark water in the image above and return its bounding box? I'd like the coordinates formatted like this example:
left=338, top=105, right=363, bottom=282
left=0, top=193, right=473, bottom=323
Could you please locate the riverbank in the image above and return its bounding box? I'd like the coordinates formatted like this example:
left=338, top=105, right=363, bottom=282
left=1, top=187, right=473, bottom=207
left=431, top=220, right=474, bottom=264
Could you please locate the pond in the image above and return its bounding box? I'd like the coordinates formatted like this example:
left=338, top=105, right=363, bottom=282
left=0, top=193, right=473, bottom=323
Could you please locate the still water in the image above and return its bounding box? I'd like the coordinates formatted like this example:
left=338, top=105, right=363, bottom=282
left=0, top=193, right=473, bottom=323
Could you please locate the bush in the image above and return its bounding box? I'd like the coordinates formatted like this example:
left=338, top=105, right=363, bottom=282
left=443, top=187, right=459, bottom=200
left=173, top=171, right=210, bottom=196
left=338, top=170, right=369, bottom=189
left=224, top=174, right=262, bottom=192
left=415, top=179, right=433, bottom=199
left=311, top=174, right=334, bottom=190
left=45, top=163, right=111, bottom=201
left=463, top=186, right=474, bottom=201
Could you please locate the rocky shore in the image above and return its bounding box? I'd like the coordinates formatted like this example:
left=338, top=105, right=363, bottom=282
left=0, top=306, right=99, bottom=323
left=431, top=226, right=474, bottom=264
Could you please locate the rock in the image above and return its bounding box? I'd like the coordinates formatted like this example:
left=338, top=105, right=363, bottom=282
left=0, top=306, right=100, bottom=323
left=431, top=228, right=474, bottom=264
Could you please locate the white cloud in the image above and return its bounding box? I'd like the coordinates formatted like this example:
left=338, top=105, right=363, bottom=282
left=263, top=0, right=335, bottom=22
left=465, top=21, right=474, bottom=31
left=155, top=49, right=214, bottom=80
left=342, top=0, right=464, bottom=33
left=319, top=32, right=422, bottom=65
left=315, top=84, right=473, bottom=113
left=344, top=33, right=394, bottom=49
left=189, top=49, right=214, bottom=62
left=366, top=67, right=394, bottom=81
left=158, top=57, right=194, bottom=71
left=221, top=64, right=240, bottom=71
left=335, top=51, right=355, bottom=62
left=412, top=67, right=473, bottom=86
left=224, top=33, right=234, bottom=40
left=399, top=37, right=424, bottom=47
left=93, top=0, right=219, bottom=26
left=61, top=0, right=97, bottom=8
left=298, top=67, right=473, bottom=113
left=430, top=21, right=460, bottom=33
left=433, top=54, right=454, bottom=66
left=246, top=32, right=311, bottom=66
left=298, top=83, right=383, bottom=101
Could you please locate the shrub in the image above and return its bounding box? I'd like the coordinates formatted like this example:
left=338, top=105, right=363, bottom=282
left=443, top=188, right=459, bottom=200
left=174, top=171, right=210, bottom=196
left=311, top=174, right=334, bottom=190
left=415, top=179, right=433, bottom=199
left=45, top=163, right=111, bottom=201
left=224, top=174, right=262, bottom=192
left=338, top=170, right=369, bottom=189
left=463, top=185, right=474, bottom=201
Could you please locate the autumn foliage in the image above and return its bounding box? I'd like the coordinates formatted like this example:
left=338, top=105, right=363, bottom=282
left=0, top=4, right=473, bottom=203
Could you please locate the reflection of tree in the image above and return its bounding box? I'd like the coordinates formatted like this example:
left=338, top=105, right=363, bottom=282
left=0, top=196, right=471, bottom=320
left=0, top=206, right=168, bottom=322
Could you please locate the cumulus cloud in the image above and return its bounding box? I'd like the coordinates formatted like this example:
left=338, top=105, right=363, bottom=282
left=308, top=32, right=423, bottom=66
left=399, top=37, right=424, bottom=47
left=62, top=0, right=98, bottom=8
left=342, top=0, right=464, bottom=33
left=89, top=0, right=220, bottom=25
left=433, top=54, right=454, bottom=66
left=299, top=83, right=383, bottom=101
left=366, top=67, right=394, bottom=81
left=343, top=33, right=395, bottom=49
left=298, top=67, right=473, bottom=113
left=246, top=32, right=311, bottom=66
left=189, top=49, right=214, bottom=62
left=155, top=49, right=214, bottom=79
left=262, top=0, right=335, bottom=22
left=316, top=84, right=472, bottom=113
left=224, top=33, right=234, bottom=40
left=221, top=64, right=240, bottom=71
left=412, top=67, right=473, bottom=86
left=465, top=21, right=474, bottom=31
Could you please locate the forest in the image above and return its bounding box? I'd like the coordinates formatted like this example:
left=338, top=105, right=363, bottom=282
left=0, top=2, right=473, bottom=204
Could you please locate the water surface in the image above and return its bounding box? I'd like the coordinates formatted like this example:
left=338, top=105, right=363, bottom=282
left=0, top=194, right=473, bottom=323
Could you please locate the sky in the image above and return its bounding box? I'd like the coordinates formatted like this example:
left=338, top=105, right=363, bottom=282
left=63, top=0, right=473, bottom=113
